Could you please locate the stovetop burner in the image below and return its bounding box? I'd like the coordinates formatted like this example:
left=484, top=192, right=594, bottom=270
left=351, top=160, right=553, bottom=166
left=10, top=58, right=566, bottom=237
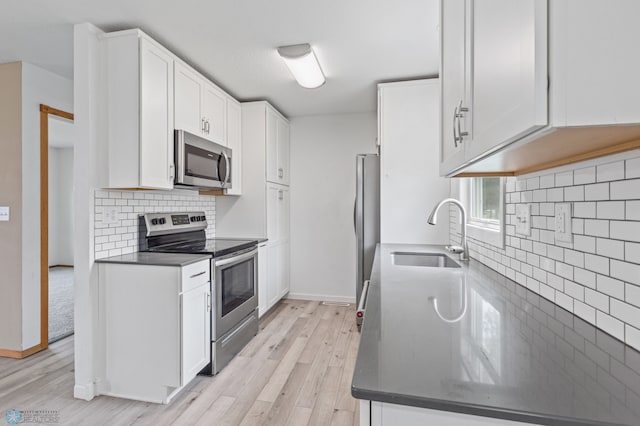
left=147, top=238, right=258, bottom=258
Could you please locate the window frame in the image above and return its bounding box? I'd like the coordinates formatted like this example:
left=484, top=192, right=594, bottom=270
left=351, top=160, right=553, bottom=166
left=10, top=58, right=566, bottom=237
left=460, top=177, right=505, bottom=249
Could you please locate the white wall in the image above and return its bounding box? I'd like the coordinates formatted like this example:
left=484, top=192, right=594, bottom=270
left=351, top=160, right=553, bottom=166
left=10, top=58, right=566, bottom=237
left=21, top=62, right=73, bottom=349
left=290, top=113, right=377, bottom=303
left=49, top=147, right=74, bottom=266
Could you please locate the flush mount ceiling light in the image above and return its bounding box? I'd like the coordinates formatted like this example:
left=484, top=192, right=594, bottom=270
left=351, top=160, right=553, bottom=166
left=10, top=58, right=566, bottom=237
left=277, top=43, right=325, bottom=89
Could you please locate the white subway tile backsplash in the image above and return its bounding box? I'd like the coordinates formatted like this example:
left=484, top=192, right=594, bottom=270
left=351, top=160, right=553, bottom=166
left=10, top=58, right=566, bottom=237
left=584, top=183, right=609, bottom=201
left=584, top=219, right=610, bottom=238
left=540, top=174, right=555, bottom=188
left=611, top=179, right=640, bottom=200
left=574, top=202, right=596, bottom=218
left=626, top=284, right=640, bottom=308
left=610, top=259, right=640, bottom=286
left=611, top=299, right=640, bottom=329
left=610, top=221, right=640, bottom=243
left=565, top=186, right=585, bottom=202
left=574, top=267, right=596, bottom=289
left=626, top=201, right=640, bottom=220
left=597, top=275, right=625, bottom=299
left=452, top=152, right=640, bottom=352
left=556, top=171, right=574, bottom=187
left=625, top=242, right=640, bottom=264
left=574, top=167, right=596, bottom=185
left=596, top=238, right=625, bottom=261
left=586, top=288, right=609, bottom=312
left=596, top=311, right=625, bottom=341
left=93, top=189, right=215, bottom=260
left=626, top=157, right=640, bottom=179
left=597, top=161, right=625, bottom=182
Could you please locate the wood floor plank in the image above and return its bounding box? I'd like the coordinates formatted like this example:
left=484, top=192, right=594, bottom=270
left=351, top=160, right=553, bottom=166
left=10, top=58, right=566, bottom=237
left=286, top=406, right=313, bottom=426
left=261, top=362, right=311, bottom=425
left=307, top=366, right=343, bottom=426
left=0, top=300, right=362, bottom=426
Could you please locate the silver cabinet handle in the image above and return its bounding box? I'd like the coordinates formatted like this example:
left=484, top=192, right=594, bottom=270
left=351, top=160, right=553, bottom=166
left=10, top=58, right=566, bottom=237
left=190, top=271, right=207, bottom=279
left=206, top=291, right=211, bottom=312
left=221, top=151, right=230, bottom=188
left=169, top=163, right=175, bottom=181
left=278, top=167, right=284, bottom=178
left=278, top=190, right=284, bottom=201
left=206, top=120, right=211, bottom=135
left=456, top=100, right=469, bottom=142
left=202, top=117, right=206, bottom=133
left=452, top=105, right=460, bottom=147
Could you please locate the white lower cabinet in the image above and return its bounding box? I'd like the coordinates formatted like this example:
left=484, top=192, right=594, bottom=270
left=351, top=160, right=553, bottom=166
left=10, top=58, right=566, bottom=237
left=361, top=401, right=540, bottom=426
left=258, top=240, right=290, bottom=318
left=97, top=259, right=211, bottom=404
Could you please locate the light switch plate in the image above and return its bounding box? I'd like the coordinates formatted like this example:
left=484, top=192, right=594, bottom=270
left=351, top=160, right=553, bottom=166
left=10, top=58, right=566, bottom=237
left=555, top=203, right=572, bottom=243
left=0, top=206, right=9, bottom=221
left=103, top=206, right=119, bottom=225
left=515, top=204, right=531, bottom=236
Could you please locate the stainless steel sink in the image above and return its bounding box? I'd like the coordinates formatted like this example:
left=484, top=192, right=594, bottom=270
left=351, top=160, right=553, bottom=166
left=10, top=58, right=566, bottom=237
left=391, top=251, right=461, bottom=268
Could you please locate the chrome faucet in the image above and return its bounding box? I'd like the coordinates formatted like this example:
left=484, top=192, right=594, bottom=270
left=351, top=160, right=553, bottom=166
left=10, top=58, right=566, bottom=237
left=427, top=198, right=469, bottom=261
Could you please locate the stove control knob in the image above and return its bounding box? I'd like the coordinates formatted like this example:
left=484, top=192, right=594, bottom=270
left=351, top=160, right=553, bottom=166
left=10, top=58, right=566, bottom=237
left=151, top=218, right=159, bottom=225
left=159, top=218, right=166, bottom=225
left=190, top=216, right=197, bottom=222
left=200, top=215, right=206, bottom=222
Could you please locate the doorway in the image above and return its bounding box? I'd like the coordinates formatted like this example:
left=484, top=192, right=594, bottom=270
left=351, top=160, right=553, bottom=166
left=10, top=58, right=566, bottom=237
left=40, top=104, right=74, bottom=347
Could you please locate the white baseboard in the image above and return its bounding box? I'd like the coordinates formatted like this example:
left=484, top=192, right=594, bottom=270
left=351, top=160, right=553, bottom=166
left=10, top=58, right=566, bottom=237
left=286, top=292, right=356, bottom=304
left=74, top=382, right=95, bottom=401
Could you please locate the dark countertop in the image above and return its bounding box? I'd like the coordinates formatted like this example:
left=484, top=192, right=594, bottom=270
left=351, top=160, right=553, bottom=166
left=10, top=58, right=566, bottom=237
left=352, top=244, right=640, bottom=426
left=95, top=252, right=211, bottom=267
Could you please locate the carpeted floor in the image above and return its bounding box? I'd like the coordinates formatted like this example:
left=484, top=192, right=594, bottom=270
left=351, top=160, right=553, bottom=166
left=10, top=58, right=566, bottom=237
left=48, top=267, right=74, bottom=343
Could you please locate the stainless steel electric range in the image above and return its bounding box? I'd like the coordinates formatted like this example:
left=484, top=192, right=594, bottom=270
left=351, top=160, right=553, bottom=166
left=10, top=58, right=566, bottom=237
left=139, top=211, right=259, bottom=375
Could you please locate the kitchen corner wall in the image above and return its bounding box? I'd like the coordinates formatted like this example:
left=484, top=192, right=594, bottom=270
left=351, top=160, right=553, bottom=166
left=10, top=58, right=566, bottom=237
left=450, top=151, right=640, bottom=352
left=93, top=190, right=216, bottom=259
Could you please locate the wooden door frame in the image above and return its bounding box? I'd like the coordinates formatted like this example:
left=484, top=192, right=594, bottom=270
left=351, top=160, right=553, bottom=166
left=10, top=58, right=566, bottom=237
left=40, top=104, right=74, bottom=351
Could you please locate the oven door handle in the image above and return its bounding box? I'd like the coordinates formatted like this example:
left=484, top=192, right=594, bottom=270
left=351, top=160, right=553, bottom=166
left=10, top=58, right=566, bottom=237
left=215, top=248, right=258, bottom=267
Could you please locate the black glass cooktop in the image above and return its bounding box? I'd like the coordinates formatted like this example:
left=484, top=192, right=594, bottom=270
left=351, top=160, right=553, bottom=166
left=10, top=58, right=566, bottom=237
left=147, top=238, right=258, bottom=258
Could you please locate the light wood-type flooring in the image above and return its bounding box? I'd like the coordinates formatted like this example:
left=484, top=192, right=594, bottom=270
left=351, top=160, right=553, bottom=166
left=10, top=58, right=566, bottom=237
left=0, top=299, right=360, bottom=425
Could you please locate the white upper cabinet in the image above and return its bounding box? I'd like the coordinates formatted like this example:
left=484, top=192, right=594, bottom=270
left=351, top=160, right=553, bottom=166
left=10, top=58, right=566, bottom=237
left=174, top=61, right=227, bottom=146
left=225, top=97, right=242, bottom=195
left=439, top=0, right=467, bottom=174
left=266, top=107, right=290, bottom=186
left=103, top=30, right=175, bottom=190
left=174, top=62, right=204, bottom=137
left=441, top=0, right=640, bottom=176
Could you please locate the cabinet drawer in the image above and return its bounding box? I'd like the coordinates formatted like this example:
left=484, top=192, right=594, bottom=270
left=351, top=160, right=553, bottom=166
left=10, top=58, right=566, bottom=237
left=181, top=260, right=210, bottom=292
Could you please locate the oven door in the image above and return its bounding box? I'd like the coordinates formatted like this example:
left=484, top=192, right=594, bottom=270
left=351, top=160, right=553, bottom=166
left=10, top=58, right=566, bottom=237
left=175, top=130, right=231, bottom=189
left=213, top=247, right=258, bottom=339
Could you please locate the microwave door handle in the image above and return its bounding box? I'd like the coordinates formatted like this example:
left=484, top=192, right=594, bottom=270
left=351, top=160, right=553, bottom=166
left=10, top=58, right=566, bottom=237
left=222, top=151, right=230, bottom=188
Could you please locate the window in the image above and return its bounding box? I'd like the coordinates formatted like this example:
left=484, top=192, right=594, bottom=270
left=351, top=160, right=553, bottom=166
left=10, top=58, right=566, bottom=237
left=461, top=177, right=505, bottom=248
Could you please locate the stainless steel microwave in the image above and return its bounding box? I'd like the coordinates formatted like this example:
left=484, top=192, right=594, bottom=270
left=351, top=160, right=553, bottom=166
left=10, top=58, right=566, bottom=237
left=174, top=130, right=232, bottom=190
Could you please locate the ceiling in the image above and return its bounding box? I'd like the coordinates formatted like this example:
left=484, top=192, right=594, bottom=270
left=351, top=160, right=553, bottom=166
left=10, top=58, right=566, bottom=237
left=1, top=0, right=439, bottom=117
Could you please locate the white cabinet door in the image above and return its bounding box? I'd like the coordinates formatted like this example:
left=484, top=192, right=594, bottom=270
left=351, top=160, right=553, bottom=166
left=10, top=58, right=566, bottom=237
left=139, top=38, right=174, bottom=189
left=439, top=0, right=467, bottom=175
left=278, top=186, right=290, bottom=240
left=265, top=108, right=279, bottom=183
left=278, top=241, right=290, bottom=298
left=174, top=62, right=204, bottom=137
left=465, top=0, right=547, bottom=161
left=266, top=243, right=280, bottom=309
left=202, top=82, right=226, bottom=144
left=266, top=183, right=280, bottom=243
left=181, top=283, right=211, bottom=385
left=225, top=98, right=242, bottom=195
left=276, top=117, right=290, bottom=185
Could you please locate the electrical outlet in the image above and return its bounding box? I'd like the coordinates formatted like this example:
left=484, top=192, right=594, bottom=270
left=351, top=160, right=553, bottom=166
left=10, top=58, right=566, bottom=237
left=515, top=204, right=531, bottom=236
left=103, top=206, right=119, bottom=225
left=555, top=203, right=572, bottom=243
left=0, top=206, right=9, bottom=221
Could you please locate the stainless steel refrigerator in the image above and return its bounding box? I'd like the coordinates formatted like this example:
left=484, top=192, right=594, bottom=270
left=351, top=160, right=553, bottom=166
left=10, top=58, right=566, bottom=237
left=355, top=154, right=380, bottom=305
